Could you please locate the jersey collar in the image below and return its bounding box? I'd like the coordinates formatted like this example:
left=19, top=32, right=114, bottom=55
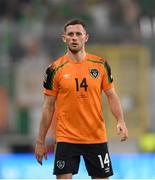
left=65, top=53, right=89, bottom=64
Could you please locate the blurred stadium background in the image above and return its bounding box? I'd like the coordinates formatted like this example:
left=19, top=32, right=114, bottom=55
left=0, top=0, right=155, bottom=179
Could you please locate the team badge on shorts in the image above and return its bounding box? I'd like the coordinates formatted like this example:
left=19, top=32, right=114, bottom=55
left=56, top=160, right=65, bottom=169
left=90, top=69, right=99, bottom=78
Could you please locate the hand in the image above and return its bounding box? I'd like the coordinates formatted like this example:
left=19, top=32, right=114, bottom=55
left=117, top=120, right=128, bottom=141
left=35, top=143, right=48, bottom=165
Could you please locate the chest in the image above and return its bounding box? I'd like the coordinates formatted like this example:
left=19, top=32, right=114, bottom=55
left=58, top=63, right=102, bottom=93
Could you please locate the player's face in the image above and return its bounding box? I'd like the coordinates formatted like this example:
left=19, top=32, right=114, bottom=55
left=62, top=24, right=89, bottom=53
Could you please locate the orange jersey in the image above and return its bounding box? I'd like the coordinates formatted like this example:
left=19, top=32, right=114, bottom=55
left=43, top=53, right=114, bottom=144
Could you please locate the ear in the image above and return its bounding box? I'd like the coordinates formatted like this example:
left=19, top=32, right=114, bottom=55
left=61, top=34, right=66, bottom=43
left=85, top=34, right=89, bottom=43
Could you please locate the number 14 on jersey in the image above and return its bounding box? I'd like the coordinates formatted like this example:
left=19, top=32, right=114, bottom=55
left=75, top=78, right=88, bottom=91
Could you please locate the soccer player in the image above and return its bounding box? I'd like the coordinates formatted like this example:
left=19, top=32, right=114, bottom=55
left=35, top=18, right=128, bottom=179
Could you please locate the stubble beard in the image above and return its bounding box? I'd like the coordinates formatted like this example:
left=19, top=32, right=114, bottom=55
left=68, top=45, right=82, bottom=54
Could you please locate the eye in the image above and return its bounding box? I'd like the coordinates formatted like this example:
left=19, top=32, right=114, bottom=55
left=67, top=32, right=74, bottom=36
left=76, top=32, right=82, bottom=36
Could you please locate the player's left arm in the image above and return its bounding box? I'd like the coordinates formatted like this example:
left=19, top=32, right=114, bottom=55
left=105, top=87, right=128, bottom=141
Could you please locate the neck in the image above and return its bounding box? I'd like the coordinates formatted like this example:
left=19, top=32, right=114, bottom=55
left=67, top=49, right=87, bottom=61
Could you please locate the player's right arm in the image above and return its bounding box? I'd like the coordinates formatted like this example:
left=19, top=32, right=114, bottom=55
left=35, top=62, right=58, bottom=165
left=35, top=95, right=56, bottom=165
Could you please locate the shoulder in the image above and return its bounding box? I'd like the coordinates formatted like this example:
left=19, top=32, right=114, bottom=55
left=46, top=55, right=68, bottom=72
left=87, top=53, right=112, bottom=72
left=87, top=53, right=107, bottom=64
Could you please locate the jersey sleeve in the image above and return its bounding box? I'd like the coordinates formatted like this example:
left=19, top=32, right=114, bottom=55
left=43, top=64, right=58, bottom=96
left=102, top=61, right=114, bottom=92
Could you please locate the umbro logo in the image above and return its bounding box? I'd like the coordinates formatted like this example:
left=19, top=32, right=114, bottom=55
left=63, top=74, right=71, bottom=79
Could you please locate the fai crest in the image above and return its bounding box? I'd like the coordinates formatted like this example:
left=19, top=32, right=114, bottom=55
left=90, top=69, right=99, bottom=78
left=57, top=160, right=65, bottom=169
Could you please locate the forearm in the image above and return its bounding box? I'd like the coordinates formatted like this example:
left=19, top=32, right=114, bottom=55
left=107, top=91, right=124, bottom=122
left=37, top=105, right=55, bottom=145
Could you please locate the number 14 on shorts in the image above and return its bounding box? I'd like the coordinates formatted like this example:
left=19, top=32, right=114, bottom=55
left=98, top=153, right=110, bottom=168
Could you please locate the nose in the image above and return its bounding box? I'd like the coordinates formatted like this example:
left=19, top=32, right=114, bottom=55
left=72, top=34, right=78, bottom=40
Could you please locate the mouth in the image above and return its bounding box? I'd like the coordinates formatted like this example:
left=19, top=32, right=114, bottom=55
left=71, top=43, right=78, bottom=47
